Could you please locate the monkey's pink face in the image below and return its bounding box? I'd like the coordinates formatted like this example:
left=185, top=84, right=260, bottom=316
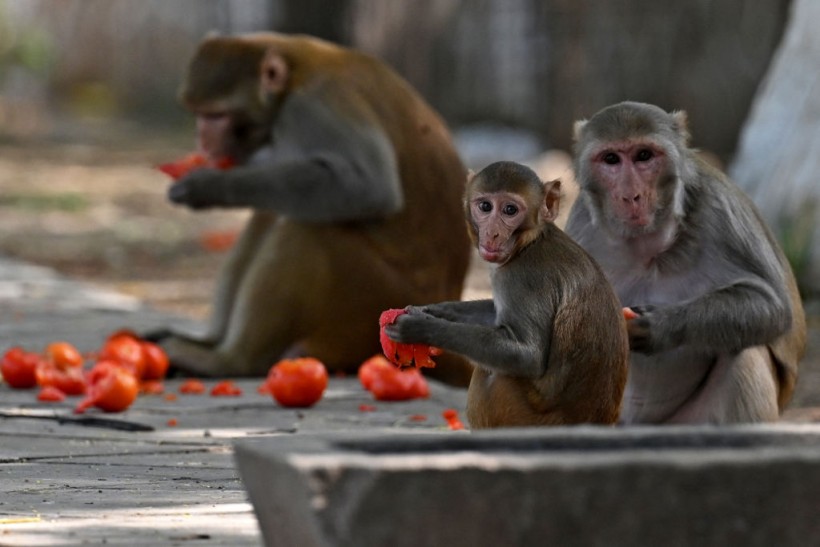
left=590, top=142, right=666, bottom=233
left=194, top=107, right=269, bottom=165
left=470, top=192, right=529, bottom=264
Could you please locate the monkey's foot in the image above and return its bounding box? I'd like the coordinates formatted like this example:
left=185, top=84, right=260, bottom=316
left=161, top=336, right=260, bottom=378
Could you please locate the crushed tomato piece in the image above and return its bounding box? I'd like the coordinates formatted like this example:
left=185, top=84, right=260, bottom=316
left=179, top=379, right=207, bottom=395
left=140, top=380, right=165, bottom=395
left=37, top=385, right=67, bottom=402
left=157, top=152, right=235, bottom=181
left=199, top=230, right=239, bottom=252
left=622, top=307, right=639, bottom=320
left=378, top=309, right=441, bottom=368
left=210, top=380, right=243, bottom=397
left=443, top=408, right=466, bottom=430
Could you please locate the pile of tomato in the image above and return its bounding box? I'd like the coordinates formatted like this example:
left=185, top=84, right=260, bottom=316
left=1, top=323, right=464, bottom=429
left=1, top=331, right=170, bottom=413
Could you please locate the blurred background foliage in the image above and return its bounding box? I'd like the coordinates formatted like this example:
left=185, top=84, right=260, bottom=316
left=0, top=0, right=790, bottom=158
left=0, top=0, right=818, bottom=297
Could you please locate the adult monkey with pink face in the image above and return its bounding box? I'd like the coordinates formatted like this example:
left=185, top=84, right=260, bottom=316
left=155, top=33, right=473, bottom=385
left=566, top=101, right=806, bottom=424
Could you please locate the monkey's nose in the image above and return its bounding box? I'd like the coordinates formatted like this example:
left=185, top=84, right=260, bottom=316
left=621, top=194, right=641, bottom=203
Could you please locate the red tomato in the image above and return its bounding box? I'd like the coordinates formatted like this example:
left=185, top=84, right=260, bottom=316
left=1, top=347, right=41, bottom=389
left=623, top=307, right=639, bottom=320
left=378, top=309, right=441, bottom=368
left=44, top=341, right=84, bottom=368
left=266, top=358, right=328, bottom=408
left=75, top=367, right=138, bottom=414
left=157, top=152, right=235, bottom=181
left=37, top=385, right=67, bottom=402
left=358, top=355, right=395, bottom=391
left=369, top=367, right=429, bottom=402
left=99, top=333, right=146, bottom=379
left=140, top=342, right=169, bottom=380
left=210, top=380, right=242, bottom=397
left=35, top=362, right=87, bottom=395
left=179, top=378, right=206, bottom=394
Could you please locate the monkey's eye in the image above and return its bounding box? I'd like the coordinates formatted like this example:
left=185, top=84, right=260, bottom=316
left=635, top=149, right=654, bottom=162
left=502, top=204, right=519, bottom=216
left=478, top=201, right=492, bottom=213
left=603, top=153, right=620, bottom=165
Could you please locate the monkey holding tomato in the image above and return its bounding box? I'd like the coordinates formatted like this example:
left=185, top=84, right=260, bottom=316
left=151, top=33, right=473, bottom=385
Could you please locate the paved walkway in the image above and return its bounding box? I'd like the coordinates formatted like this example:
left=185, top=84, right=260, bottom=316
left=2, top=255, right=819, bottom=545
left=0, top=256, right=467, bottom=545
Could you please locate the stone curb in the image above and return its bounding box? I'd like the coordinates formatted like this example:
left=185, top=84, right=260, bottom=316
left=236, top=424, right=820, bottom=547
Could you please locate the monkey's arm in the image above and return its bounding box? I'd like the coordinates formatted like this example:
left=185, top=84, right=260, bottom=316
left=630, top=276, right=792, bottom=354
left=385, top=311, right=546, bottom=379
left=416, top=300, right=496, bottom=325
left=170, top=92, right=403, bottom=222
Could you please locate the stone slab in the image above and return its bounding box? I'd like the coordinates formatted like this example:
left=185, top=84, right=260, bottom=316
left=235, top=424, right=820, bottom=547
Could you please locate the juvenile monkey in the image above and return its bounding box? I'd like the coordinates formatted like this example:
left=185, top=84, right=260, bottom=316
left=152, top=33, right=473, bottom=385
left=566, top=101, right=806, bottom=424
left=386, top=161, right=629, bottom=428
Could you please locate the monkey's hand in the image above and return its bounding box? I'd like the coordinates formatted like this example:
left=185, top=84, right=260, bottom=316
left=418, top=299, right=496, bottom=325
left=169, top=169, right=227, bottom=209
left=384, top=308, right=439, bottom=345
left=626, top=305, right=656, bottom=354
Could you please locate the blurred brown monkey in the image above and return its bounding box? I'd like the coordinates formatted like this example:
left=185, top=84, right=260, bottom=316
left=156, top=33, right=473, bottom=385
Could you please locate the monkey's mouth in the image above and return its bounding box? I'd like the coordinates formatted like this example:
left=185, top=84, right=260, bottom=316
left=627, top=215, right=651, bottom=228
left=479, top=246, right=505, bottom=263
left=615, top=217, right=656, bottom=239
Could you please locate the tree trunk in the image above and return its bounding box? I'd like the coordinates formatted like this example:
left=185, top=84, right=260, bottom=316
left=729, top=0, right=820, bottom=295
left=350, top=0, right=790, bottom=160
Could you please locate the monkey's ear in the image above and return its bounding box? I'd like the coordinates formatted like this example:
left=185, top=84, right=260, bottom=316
left=260, top=49, right=289, bottom=94
left=541, top=179, right=562, bottom=223
left=572, top=120, right=588, bottom=142
left=671, top=110, right=691, bottom=144
left=465, top=169, right=477, bottom=185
